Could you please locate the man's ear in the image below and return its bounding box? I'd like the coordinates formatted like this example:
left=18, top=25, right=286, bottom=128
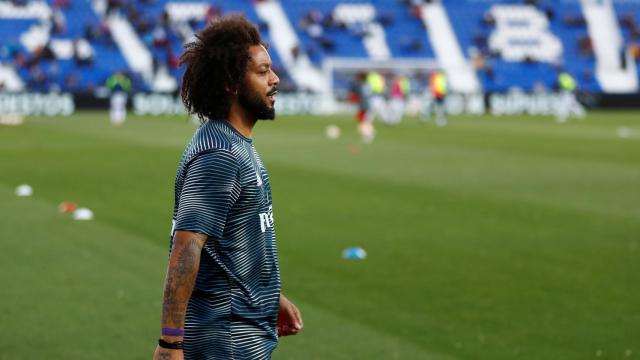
left=224, top=84, right=238, bottom=95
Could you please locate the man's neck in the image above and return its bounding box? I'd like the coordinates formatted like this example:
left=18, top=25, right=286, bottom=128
left=227, top=102, right=256, bottom=138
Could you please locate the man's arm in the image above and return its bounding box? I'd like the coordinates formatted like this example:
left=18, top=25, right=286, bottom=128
left=153, top=230, right=208, bottom=360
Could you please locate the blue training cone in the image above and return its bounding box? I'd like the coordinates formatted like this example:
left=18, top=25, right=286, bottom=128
left=342, top=247, right=367, bottom=260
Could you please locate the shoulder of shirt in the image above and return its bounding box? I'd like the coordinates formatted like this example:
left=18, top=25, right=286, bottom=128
left=187, top=120, right=238, bottom=154
left=178, top=120, right=243, bottom=171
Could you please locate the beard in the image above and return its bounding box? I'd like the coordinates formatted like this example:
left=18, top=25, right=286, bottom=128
left=238, top=84, right=276, bottom=120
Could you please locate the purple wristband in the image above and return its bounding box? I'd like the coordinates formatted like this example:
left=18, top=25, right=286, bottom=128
left=162, top=327, right=184, bottom=337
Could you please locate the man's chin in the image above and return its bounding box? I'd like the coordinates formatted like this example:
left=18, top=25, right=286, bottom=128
left=258, top=115, right=275, bottom=121
left=257, top=107, right=276, bottom=121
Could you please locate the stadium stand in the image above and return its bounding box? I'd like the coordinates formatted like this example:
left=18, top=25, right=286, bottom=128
left=614, top=0, right=640, bottom=81
left=279, top=0, right=433, bottom=64
left=0, top=0, right=638, bottom=95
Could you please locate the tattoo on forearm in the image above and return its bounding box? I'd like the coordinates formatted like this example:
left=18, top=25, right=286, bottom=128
left=158, top=351, right=171, bottom=359
left=162, top=237, right=204, bottom=327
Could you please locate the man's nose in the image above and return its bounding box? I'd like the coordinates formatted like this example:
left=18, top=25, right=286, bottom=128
left=270, top=70, right=279, bottom=86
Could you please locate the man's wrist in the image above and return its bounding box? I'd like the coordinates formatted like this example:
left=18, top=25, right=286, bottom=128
left=162, top=327, right=185, bottom=337
left=158, top=338, right=184, bottom=350
left=160, top=334, right=184, bottom=342
left=160, top=326, right=184, bottom=342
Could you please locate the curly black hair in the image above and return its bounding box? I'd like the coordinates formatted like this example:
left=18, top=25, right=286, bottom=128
left=180, top=14, right=264, bottom=121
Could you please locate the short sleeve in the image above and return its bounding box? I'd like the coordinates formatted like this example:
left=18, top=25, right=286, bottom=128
left=174, top=149, right=241, bottom=238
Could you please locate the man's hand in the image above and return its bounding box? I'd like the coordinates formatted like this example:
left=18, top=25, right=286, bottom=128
left=153, top=346, right=183, bottom=360
left=278, top=294, right=303, bottom=337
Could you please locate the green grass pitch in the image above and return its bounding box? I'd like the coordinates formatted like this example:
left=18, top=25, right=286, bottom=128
left=0, top=111, right=639, bottom=359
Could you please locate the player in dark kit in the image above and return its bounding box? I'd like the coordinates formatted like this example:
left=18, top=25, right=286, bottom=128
left=153, top=15, right=303, bottom=360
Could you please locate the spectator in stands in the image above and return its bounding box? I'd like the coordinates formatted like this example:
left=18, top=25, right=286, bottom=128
left=84, top=22, right=98, bottom=41
left=629, top=42, right=640, bottom=61
left=27, top=43, right=56, bottom=68
left=46, top=62, right=61, bottom=91
left=523, top=55, right=538, bottom=64
left=159, top=9, right=170, bottom=28
left=621, top=14, right=640, bottom=39
left=85, top=21, right=114, bottom=46
left=317, top=36, right=335, bottom=52
left=258, top=21, right=270, bottom=34
left=481, top=12, right=496, bottom=27
left=64, top=72, right=81, bottom=93
left=11, top=0, right=28, bottom=7
left=134, top=16, right=153, bottom=35
left=322, top=12, right=340, bottom=29
left=187, top=18, right=200, bottom=33
left=271, top=64, right=297, bottom=93
left=126, top=3, right=142, bottom=27
left=152, top=25, right=169, bottom=48
left=27, top=64, right=48, bottom=92
left=581, top=69, right=594, bottom=83
left=542, top=6, right=555, bottom=22
left=51, top=8, right=66, bottom=34
left=578, top=35, right=594, bottom=58
left=106, top=0, right=122, bottom=16
left=304, top=9, right=324, bottom=27
left=14, top=52, right=27, bottom=69
left=472, top=32, right=489, bottom=53
left=167, top=49, right=179, bottom=70
left=401, top=37, right=423, bottom=53
left=290, top=45, right=301, bottom=62
left=563, top=13, right=586, bottom=27
left=470, top=47, right=494, bottom=81
left=41, top=43, right=56, bottom=60
left=376, top=11, right=394, bottom=27
left=53, top=0, right=70, bottom=9
left=1, top=43, right=20, bottom=59
left=205, top=5, right=222, bottom=23
left=409, top=3, right=422, bottom=20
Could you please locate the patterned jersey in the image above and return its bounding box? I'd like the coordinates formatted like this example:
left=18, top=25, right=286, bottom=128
left=171, top=120, right=280, bottom=359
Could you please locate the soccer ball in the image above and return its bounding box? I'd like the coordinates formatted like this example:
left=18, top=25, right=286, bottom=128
left=325, top=124, right=341, bottom=140
left=358, top=122, right=376, bottom=144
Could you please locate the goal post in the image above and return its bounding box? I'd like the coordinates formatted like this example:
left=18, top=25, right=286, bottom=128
left=320, top=57, right=440, bottom=113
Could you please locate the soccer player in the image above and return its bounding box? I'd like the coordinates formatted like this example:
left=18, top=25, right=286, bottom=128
left=366, top=70, right=391, bottom=124
left=555, top=70, right=585, bottom=123
left=351, top=72, right=376, bottom=143
left=153, top=15, right=303, bottom=360
left=388, top=73, right=411, bottom=125
left=105, top=71, right=131, bottom=126
left=423, top=70, right=448, bottom=127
